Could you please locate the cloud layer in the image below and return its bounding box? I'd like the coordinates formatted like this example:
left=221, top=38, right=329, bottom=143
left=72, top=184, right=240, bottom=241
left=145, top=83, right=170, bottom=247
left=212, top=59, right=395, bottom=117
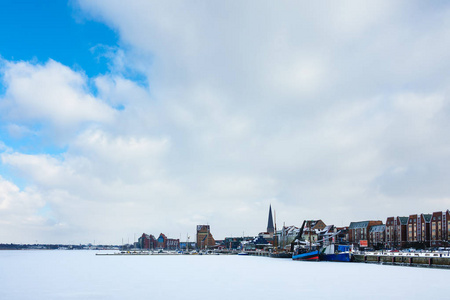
left=1, top=1, right=450, bottom=243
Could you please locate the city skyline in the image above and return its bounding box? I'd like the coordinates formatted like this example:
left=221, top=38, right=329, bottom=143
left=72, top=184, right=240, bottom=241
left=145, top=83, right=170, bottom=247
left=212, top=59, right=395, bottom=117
left=1, top=1, right=450, bottom=244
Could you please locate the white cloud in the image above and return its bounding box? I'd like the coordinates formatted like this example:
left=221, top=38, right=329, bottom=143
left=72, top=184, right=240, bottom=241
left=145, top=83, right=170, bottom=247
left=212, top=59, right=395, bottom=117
left=74, top=0, right=450, bottom=229
left=1, top=59, right=116, bottom=143
left=2, top=1, right=450, bottom=243
left=0, top=176, right=49, bottom=242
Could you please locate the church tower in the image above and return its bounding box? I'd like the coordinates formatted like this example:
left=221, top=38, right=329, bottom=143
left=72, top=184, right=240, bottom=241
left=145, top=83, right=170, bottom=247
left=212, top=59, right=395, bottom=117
left=267, top=205, right=275, bottom=236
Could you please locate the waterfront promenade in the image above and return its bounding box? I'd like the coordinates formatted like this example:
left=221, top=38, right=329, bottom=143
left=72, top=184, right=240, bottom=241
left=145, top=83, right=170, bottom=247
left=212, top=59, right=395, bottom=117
left=354, top=250, right=450, bottom=269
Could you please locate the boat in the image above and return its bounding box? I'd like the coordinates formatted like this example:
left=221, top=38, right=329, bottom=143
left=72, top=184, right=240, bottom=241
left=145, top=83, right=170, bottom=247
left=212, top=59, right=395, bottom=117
left=292, top=249, right=320, bottom=261
left=291, top=220, right=320, bottom=261
left=290, top=220, right=352, bottom=262
left=319, top=244, right=353, bottom=262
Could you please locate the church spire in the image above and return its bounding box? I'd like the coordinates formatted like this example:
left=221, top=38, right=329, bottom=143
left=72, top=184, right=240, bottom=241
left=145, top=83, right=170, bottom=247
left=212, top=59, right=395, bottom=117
left=267, top=204, right=274, bottom=235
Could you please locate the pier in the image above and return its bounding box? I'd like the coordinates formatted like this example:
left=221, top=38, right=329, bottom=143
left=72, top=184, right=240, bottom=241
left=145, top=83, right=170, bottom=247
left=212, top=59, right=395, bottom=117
left=354, top=251, right=450, bottom=269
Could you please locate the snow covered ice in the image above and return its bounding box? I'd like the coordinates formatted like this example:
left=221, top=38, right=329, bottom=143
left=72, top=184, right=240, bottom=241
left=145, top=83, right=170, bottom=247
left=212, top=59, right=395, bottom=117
left=0, top=250, right=448, bottom=300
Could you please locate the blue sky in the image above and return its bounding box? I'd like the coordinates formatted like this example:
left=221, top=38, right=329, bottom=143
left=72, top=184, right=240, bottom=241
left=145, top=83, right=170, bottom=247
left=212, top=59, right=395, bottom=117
left=0, top=0, right=117, bottom=77
left=0, top=0, right=118, bottom=189
left=1, top=1, right=450, bottom=244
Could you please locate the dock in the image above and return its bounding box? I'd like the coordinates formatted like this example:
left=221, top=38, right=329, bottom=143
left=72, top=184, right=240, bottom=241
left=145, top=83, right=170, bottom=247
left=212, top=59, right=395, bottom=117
left=96, top=251, right=181, bottom=256
left=354, top=251, right=450, bottom=269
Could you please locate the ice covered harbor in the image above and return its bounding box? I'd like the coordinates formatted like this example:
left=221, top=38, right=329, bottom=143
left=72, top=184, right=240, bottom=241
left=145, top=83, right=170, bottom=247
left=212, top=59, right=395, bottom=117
left=97, top=248, right=450, bottom=269
left=1, top=250, right=449, bottom=300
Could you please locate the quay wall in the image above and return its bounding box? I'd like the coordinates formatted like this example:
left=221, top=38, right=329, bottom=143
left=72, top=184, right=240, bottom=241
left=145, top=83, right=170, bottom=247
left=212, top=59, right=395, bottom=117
left=354, top=253, right=450, bottom=269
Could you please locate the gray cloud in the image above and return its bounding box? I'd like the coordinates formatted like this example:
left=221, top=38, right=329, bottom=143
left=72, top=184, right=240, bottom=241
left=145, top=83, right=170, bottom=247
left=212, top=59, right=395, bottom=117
left=1, top=1, right=450, bottom=243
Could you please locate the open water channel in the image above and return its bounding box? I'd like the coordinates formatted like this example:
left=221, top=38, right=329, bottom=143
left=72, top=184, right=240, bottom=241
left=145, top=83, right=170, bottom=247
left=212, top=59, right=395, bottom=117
left=0, top=250, right=448, bottom=299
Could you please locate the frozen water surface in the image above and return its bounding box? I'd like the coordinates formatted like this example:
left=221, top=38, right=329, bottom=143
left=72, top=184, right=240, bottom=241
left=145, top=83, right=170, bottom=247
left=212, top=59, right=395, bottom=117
left=0, top=250, right=448, bottom=300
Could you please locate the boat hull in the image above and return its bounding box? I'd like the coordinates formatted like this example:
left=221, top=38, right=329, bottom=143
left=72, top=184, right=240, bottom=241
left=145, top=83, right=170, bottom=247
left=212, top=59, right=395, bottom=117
left=320, top=252, right=352, bottom=262
left=292, top=250, right=320, bottom=261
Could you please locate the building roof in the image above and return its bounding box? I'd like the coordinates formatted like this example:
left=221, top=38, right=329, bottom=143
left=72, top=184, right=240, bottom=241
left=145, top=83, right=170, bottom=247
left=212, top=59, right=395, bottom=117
left=422, top=214, right=432, bottom=223
left=141, top=233, right=156, bottom=240
left=349, top=221, right=369, bottom=229
left=252, top=236, right=269, bottom=245
left=306, top=220, right=320, bottom=228
left=197, top=225, right=210, bottom=232
left=320, top=225, right=334, bottom=234
left=277, top=226, right=299, bottom=236
left=397, top=217, right=408, bottom=225
left=267, top=205, right=274, bottom=233
left=370, top=225, right=386, bottom=233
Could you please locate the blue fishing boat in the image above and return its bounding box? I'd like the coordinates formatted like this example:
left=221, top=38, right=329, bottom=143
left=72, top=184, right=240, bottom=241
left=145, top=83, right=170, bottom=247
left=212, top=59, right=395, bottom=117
left=320, top=252, right=352, bottom=262
left=319, top=245, right=353, bottom=262
left=290, top=220, right=352, bottom=262
left=292, top=249, right=320, bottom=261
left=290, top=220, right=320, bottom=261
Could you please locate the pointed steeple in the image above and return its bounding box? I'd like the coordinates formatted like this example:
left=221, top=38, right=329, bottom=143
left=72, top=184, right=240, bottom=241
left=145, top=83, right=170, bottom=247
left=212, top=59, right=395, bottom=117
left=267, top=204, right=274, bottom=235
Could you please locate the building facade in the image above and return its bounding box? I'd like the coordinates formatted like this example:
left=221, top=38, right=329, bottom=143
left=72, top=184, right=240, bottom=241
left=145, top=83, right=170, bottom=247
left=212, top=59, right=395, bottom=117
left=430, top=211, right=448, bottom=247
left=420, top=214, right=432, bottom=246
left=277, top=225, right=299, bottom=250
left=369, top=224, right=386, bottom=248
left=139, top=233, right=157, bottom=250
left=139, top=233, right=179, bottom=250
left=349, top=220, right=383, bottom=247
left=447, top=210, right=450, bottom=244
left=305, top=220, right=327, bottom=231
left=407, top=214, right=419, bottom=243
left=395, top=216, right=408, bottom=248
left=335, top=226, right=349, bottom=244
left=385, top=217, right=397, bottom=248
left=196, top=225, right=215, bottom=249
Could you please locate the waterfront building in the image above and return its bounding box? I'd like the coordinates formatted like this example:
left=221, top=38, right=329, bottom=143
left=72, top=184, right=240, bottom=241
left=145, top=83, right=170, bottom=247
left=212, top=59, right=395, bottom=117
left=407, top=214, right=419, bottom=243
left=139, top=233, right=157, bottom=250
left=223, top=237, right=244, bottom=250
left=447, top=210, right=450, bottom=244
left=385, top=217, right=397, bottom=248
left=252, top=236, right=271, bottom=249
left=319, top=224, right=336, bottom=245
left=166, top=238, right=180, bottom=250
left=369, top=224, right=386, bottom=249
left=180, top=242, right=196, bottom=250
left=335, top=226, right=349, bottom=244
left=196, top=225, right=215, bottom=249
left=305, top=220, right=326, bottom=231
left=395, top=216, right=408, bottom=248
left=300, top=220, right=327, bottom=244
left=430, top=211, right=447, bottom=247
left=420, top=213, right=432, bottom=246
left=349, top=220, right=383, bottom=248
left=277, top=225, right=299, bottom=250
left=156, top=233, right=180, bottom=250
left=157, top=233, right=168, bottom=249
left=301, top=227, right=318, bottom=244
left=138, top=233, right=179, bottom=250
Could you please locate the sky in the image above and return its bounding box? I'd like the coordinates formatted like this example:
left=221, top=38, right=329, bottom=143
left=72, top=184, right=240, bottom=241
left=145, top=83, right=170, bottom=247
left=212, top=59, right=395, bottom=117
left=1, top=1, right=450, bottom=245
